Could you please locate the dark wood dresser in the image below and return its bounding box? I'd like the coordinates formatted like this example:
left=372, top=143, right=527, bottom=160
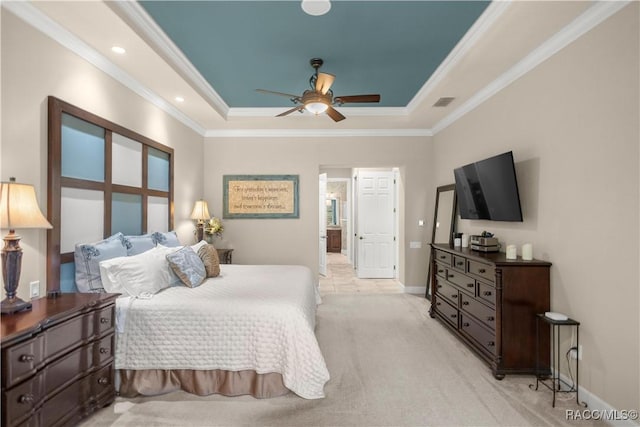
left=1, top=293, right=118, bottom=427
left=429, top=244, right=551, bottom=379
left=326, top=229, right=342, bottom=253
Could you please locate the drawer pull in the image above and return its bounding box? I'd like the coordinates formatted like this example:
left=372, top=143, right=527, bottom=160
left=447, top=274, right=454, bottom=278
left=478, top=268, right=486, bottom=273
left=463, top=322, right=470, bottom=327
left=439, top=255, right=446, bottom=260
left=437, top=285, right=442, bottom=289
left=436, top=302, right=441, bottom=306
left=98, top=377, right=109, bottom=385
left=487, top=316, right=495, bottom=321
left=483, top=291, right=492, bottom=296
left=100, top=317, right=109, bottom=324
left=450, top=314, right=457, bottom=319
left=18, top=394, right=34, bottom=404
left=450, top=294, right=457, bottom=299
left=462, top=301, right=469, bottom=306
left=437, top=269, right=444, bottom=274
left=19, top=354, right=35, bottom=362
left=456, top=261, right=464, bottom=266
left=466, top=283, right=474, bottom=288
left=99, top=347, right=109, bottom=354
left=488, top=341, right=495, bottom=347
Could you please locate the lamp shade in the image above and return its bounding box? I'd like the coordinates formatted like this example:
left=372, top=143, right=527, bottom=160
left=189, top=200, right=210, bottom=221
left=0, top=179, right=52, bottom=230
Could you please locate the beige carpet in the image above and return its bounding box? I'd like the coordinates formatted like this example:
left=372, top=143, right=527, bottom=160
left=81, top=294, right=601, bottom=427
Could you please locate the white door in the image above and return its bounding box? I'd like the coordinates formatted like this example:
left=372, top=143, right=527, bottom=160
left=319, top=173, right=328, bottom=277
left=356, top=170, right=395, bottom=278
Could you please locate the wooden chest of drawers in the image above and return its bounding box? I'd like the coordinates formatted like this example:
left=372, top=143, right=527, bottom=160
left=1, top=293, right=118, bottom=427
left=430, top=244, right=551, bottom=379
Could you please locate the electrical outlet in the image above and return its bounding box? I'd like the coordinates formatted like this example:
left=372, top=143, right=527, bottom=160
left=30, top=281, right=40, bottom=299
left=569, top=345, right=582, bottom=360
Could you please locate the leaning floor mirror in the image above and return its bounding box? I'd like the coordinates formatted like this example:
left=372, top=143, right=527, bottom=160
left=425, top=184, right=457, bottom=299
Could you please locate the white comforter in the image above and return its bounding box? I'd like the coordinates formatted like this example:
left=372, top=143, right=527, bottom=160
left=115, top=264, right=330, bottom=399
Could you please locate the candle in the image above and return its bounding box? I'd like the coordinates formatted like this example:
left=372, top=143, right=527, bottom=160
left=506, top=244, right=517, bottom=260
left=522, top=243, right=533, bottom=261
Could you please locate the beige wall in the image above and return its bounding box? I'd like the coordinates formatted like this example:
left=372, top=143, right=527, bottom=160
left=203, top=137, right=433, bottom=287
left=432, top=5, right=639, bottom=411
left=0, top=11, right=205, bottom=299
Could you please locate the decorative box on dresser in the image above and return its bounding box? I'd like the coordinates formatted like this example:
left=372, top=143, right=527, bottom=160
left=429, top=244, right=551, bottom=379
left=1, top=293, right=118, bottom=427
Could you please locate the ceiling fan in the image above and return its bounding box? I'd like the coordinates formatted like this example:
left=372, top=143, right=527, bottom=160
left=256, top=58, right=381, bottom=122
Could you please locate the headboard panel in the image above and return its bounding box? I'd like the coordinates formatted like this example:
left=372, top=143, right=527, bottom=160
left=47, top=97, right=174, bottom=295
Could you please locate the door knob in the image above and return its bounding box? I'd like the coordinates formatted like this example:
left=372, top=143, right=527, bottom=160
left=359, top=236, right=364, bottom=240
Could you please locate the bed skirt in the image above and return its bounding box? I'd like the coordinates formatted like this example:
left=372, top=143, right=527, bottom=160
left=118, top=369, right=290, bottom=398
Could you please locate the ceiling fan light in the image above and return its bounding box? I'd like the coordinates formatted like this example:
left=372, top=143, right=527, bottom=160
left=305, top=101, right=329, bottom=115
left=301, top=0, right=331, bottom=16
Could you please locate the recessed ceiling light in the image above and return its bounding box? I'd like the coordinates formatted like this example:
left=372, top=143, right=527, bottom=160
left=111, top=46, right=126, bottom=55
left=175, top=96, right=184, bottom=103
left=301, top=0, right=331, bottom=16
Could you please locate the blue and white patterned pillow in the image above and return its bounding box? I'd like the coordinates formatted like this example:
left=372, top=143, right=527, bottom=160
left=151, top=231, right=180, bottom=247
left=123, top=234, right=156, bottom=256
left=166, top=246, right=206, bottom=288
left=74, top=232, right=127, bottom=293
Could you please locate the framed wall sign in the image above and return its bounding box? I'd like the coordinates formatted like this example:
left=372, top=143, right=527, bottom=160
left=223, top=175, right=299, bottom=219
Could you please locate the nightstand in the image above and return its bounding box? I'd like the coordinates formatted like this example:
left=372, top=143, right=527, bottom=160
left=216, top=248, right=234, bottom=264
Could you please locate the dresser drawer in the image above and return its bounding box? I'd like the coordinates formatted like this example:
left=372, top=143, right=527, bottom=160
left=42, top=343, right=91, bottom=399
left=434, top=262, right=447, bottom=279
left=43, top=313, right=91, bottom=362
left=39, top=375, right=83, bottom=427
left=467, top=259, right=495, bottom=282
left=477, top=281, right=496, bottom=306
left=90, top=363, right=115, bottom=404
left=94, top=334, right=114, bottom=366
left=2, top=372, right=42, bottom=427
left=460, top=314, right=497, bottom=356
left=435, top=279, right=459, bottom=307
left=460, top=293, right=496, bottom=330
left=452, top=255, right=466, bottom=272
left=446, top=269, right=475, bottom=295
left=2, top=336, right=43, bottom=389
left=434, top=298, right=458, bottom=328
left=95, top=306, right=115, bottom=336
left=434, top=250, right=452, bottom=265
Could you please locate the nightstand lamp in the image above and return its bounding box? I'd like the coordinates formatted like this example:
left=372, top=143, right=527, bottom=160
left=0, top=177, right=52, bottom=314
left=190, top=199, right=210, bottom=243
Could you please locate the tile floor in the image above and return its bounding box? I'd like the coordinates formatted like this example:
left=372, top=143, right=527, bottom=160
left=319, top=252, right=405, bottom=295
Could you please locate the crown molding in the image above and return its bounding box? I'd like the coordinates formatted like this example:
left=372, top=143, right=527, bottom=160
left=204, top=128, right=433, bottom=138
left=3, top=1, right=207, bottom=136
left=227, top=106, right=408, bottom=118
left=432, top=0, right=631, bottom=135
left=406, top=1, right=510, bottom=112
left=108, top=0, right=230, bottom=119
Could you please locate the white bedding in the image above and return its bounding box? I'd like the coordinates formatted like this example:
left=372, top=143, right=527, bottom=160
left=115, top=264, right=330, bottom=399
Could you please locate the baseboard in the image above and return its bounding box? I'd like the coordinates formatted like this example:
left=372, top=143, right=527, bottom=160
left=553, top=370, right=639, bottom=426
left=402, top=285, right=427, bottom=295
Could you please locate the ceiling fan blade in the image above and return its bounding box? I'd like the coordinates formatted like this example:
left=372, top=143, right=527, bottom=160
left=256, top=89, right=301, bottom=99
left=325, top=106, right=346, bottom=122
left=276, top=105, right=305, bottom=117
left=315, top=73, right=335, bottom=95
left=334, top=94, right=381, bottom=104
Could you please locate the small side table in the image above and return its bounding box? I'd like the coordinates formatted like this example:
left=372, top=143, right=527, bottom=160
left=530, top=313, right=587, bottom=408
left=216, top=248, right=234, bottom=264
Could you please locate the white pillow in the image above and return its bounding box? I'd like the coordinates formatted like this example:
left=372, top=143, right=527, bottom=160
left=191, top=240, right=208, bottom=253
left=99, top=245, right=181, bottom=297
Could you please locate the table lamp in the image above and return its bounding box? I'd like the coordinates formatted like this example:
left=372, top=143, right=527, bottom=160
left=1, top=177, right=52, bottom=314
left=190, top=199, right=210, bottom=243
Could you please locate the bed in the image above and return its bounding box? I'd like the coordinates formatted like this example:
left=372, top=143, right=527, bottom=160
left=114, top=264, right=330, bottom=399
left=45, top=99, right=329, bottom=401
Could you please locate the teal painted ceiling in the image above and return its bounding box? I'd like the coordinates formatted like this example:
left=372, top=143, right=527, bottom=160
left=139, top=1, right=490, bottom=108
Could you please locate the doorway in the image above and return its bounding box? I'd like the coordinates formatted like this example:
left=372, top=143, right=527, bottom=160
left=319, top=167, right=400, bottom=292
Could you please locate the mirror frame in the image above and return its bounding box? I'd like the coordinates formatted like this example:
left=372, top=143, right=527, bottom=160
left=425, top=184, right=457, bottom=299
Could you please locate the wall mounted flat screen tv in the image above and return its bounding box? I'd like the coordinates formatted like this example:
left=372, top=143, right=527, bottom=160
left=454, top=151, right=523, bottom=221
